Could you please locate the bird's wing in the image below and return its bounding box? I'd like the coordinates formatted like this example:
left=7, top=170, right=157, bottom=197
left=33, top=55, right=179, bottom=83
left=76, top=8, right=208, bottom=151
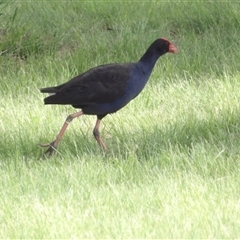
left=43, top=63, right=132, bottom=105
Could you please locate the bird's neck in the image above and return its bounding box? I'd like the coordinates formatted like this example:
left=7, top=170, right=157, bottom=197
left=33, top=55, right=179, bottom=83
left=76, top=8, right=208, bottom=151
left=138, top=47, right=162, bottom=72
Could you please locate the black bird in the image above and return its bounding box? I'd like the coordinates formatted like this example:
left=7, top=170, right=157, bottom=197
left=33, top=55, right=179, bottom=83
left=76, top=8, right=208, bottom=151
left=40, top=38, right=177, bottom=156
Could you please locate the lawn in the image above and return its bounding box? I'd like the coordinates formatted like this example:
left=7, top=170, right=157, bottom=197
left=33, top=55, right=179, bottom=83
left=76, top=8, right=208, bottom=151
left=0, top=1, right=240, bottom=238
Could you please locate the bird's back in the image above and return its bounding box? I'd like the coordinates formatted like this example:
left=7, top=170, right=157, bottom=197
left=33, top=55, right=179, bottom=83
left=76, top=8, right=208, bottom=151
left=41, top=63, right=133, bottom=107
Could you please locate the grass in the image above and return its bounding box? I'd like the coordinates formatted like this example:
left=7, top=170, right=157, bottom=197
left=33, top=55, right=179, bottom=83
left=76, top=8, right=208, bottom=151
left=1, top=1, right=240, bottom=238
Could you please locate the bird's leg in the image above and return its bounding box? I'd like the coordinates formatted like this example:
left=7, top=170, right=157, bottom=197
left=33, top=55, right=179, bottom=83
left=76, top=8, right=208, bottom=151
left=40, top=111, right=84, bottom=156
left=93, top=118, right=108, bottom=152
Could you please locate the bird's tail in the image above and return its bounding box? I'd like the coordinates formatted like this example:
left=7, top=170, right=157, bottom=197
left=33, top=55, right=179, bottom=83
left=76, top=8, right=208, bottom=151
left=40, top=87, right=59, bottom=96
left=40, top=86, right=68, bottom=104
left=40, top=87, right=57, bottom=94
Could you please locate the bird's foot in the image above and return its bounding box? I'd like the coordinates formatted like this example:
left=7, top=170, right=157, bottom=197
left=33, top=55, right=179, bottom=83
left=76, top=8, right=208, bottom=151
left=39, top=141, right=58, bottom=157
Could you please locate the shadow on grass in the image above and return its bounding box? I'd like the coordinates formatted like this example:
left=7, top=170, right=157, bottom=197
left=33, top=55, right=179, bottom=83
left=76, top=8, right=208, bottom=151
left=134, top=112, right=240, bottom=160
left=103, top=109, right=240, bottom=163
left=1, top=109, right=240, bottom=162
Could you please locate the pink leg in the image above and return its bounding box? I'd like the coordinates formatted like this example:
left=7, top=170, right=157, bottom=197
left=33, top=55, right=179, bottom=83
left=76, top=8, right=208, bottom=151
left=93, top=118, right=107, bottom=152
left=40, top=111, right=84, bottom=156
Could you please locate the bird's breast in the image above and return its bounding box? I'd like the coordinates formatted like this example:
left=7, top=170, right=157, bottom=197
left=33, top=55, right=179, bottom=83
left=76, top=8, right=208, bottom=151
left=82, top=67, right=152, bottom=116
left=125, top=70, right=151, bottom=98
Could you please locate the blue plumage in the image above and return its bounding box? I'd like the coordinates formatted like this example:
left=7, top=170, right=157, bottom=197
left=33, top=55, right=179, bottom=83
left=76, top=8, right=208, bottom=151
left=40, top=38, right=177, bottom=156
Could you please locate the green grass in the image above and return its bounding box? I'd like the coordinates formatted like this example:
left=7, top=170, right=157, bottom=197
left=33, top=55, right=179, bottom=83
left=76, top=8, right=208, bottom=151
left=1, top=1, right=240, bottom=238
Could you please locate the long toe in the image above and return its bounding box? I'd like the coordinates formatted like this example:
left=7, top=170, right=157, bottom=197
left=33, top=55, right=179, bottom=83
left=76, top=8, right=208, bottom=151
left=40, top=141, right=58, bottom=157
left=45, top=147, right=56, bottom=157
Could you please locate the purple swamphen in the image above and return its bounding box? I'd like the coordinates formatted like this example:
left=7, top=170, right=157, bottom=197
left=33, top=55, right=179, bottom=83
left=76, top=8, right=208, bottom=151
left=40, top=38, right=177, bottom=156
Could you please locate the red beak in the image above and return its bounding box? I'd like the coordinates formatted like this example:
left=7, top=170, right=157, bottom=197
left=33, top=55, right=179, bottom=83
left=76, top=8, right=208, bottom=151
left=159, top=38, right=178, bottom=53
left=169, top=43, right=178, bottom=53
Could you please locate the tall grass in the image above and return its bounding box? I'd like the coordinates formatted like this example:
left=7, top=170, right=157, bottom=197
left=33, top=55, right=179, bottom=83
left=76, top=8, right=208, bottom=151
left=1, top=1, right=240, bottom=238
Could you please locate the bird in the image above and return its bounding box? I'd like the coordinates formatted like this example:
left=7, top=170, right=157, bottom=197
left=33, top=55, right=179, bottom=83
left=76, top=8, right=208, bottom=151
left=40, top=37, right=177, bottom=156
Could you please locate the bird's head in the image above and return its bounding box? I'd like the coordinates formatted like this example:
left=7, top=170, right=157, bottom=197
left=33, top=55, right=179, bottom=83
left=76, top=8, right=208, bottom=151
left=157, top=38, right=178, bottom=54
